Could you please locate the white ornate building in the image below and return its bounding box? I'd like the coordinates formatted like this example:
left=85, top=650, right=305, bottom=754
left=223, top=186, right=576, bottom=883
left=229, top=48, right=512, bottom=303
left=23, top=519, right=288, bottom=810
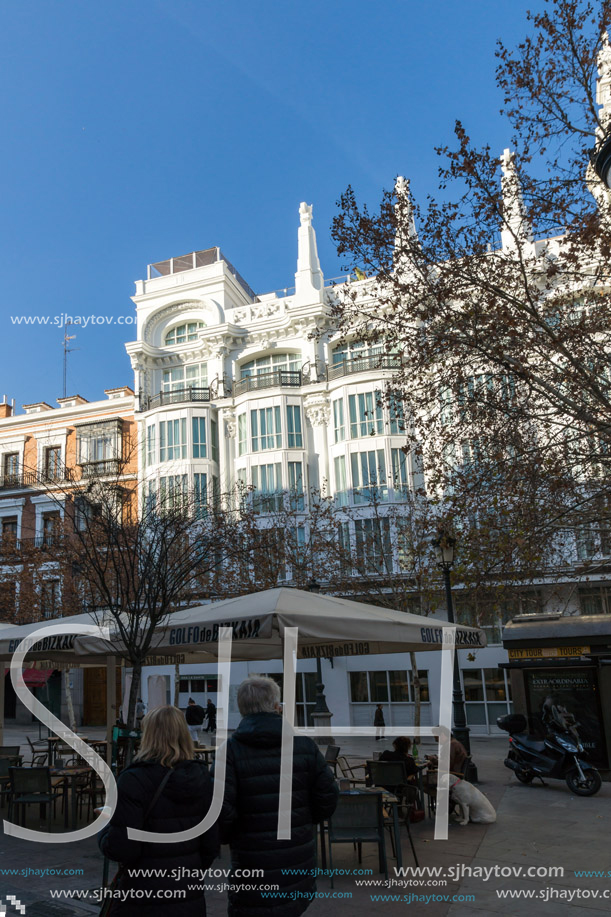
left=126, top=203, right=518, bottom=733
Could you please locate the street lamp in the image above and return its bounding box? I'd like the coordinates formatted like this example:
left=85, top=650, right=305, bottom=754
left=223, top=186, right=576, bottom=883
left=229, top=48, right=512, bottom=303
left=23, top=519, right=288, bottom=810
left=592, top=135, right=611, bottom=188
left=432, top=532, right=471, bottom=753
left=306, top=578, right=334, bottom=744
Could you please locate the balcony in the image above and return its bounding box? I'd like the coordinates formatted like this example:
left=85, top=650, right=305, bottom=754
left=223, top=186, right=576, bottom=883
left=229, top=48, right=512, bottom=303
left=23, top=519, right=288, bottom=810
left=0, top=468, right=74, bottom=490
left=328, top=354, right=402, bottom=380
left=233, top=370, right=302, bottom=396
left=79, top=459, right=122, bottom=478
left=143, top=387, right=212, bottom=411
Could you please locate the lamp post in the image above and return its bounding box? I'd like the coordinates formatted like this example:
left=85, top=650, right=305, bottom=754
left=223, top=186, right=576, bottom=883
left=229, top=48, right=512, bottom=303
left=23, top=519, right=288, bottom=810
left=306, top=578, right=334, bottom=744
left=432, top=533, right=471, bottom=753
left=592, top=134, right=611, bottom=188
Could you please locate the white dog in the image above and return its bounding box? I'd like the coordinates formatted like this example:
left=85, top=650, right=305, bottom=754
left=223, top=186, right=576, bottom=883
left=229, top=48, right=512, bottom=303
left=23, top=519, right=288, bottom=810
left=437, top=773, right=497, bottom=825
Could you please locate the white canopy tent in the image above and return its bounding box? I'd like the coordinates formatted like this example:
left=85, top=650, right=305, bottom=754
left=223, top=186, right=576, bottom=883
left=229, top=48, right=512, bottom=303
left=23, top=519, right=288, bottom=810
left=0, top=589, right=486, bottom=747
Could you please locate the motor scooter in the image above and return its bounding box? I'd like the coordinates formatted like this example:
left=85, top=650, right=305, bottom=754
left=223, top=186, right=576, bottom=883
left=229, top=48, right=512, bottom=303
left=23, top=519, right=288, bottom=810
left=497, top=713, right=602, bottom=796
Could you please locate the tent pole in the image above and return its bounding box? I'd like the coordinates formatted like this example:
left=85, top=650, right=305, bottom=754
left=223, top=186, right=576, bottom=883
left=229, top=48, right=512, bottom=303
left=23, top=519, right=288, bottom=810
left=106, top=656, right=117, bottom=764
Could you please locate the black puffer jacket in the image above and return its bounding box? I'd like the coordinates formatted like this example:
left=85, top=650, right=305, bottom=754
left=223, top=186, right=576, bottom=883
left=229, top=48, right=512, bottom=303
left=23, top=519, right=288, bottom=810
left=98, top=759, right=219, bottom=915
left=217, top=712, right=339, bottom=917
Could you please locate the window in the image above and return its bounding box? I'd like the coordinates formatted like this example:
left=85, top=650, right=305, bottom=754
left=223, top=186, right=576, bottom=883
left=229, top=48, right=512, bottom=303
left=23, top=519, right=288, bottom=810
left=389, top=392, right=405, bottom=434
left=3, top=453, right=19, bottom=482
left=159, top=419, right=187, bottom=461
left=331, top=341, right=383, bottom=365
left=354, top=518, right=392, bottom=574
left=349, top=669, right=428, bottom=704
left=461, top=667, right=512, bottom=729
left=334, top=455, right=348, bottom=506
left=348, top=391, right=383, bottom=438
left=578, top=585, right=611, bottom=615
left=241, top=353, right=300, bottom=378
left=77, top=421, right=121, bottom=466
left=1, top=517, right=17, bottom=544
left=288, top=462, right=304, bottom=511
left=350, top=449, right=387, bottom=503
left=286, top=405, right=303, bottom=448
left=192, top=417, right=207, bottom=458
left=159, top=474, right=188, bottom=510
left=252, top=463, right=282, bottom=513
left=41, top=580, right=60, bottom=619
left=44, top=446, right=62, bottom=480
left=74, top=496, right=101, bottom=531
left=332, top=398, right=345, bottom=442
left=161, top=362, right=208, bottom=392
left=391, top=448, right=409, bottom=497
left=146, top=425, right=156, bottom=466
left=194, top=473, right=208, bottom=518
left=210, top=417, right=219, bottom=464
left=164, top=322, right=205, bottom=346
left=41, top=512, right=61, bottom=546
left=238, top=414, right=247, bottom=456
left=251, top=407, right=282, bottom=452
left=179, top=676, right=220, bottom=694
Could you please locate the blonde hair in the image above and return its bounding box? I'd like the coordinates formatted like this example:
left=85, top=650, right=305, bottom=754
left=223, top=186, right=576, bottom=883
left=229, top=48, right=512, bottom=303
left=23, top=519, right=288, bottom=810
left=134, top=705, right=194, bottom=767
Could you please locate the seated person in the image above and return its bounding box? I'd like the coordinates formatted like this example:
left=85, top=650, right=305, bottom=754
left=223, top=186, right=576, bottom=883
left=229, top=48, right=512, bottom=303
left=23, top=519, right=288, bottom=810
left=380, top=736, right=418, bottom=776
left=425, top=734, right=468, bottom=774
left=377, top=736, right=418, bottom=796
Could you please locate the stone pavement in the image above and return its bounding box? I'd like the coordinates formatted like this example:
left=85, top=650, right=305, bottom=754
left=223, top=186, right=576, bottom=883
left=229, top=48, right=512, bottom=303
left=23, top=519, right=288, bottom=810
left=0, top=728, right=609, bottom=915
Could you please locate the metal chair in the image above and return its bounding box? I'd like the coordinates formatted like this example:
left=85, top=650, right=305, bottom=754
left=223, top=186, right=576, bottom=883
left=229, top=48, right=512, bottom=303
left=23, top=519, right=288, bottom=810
left=0, top=758, right=12, bottom=809
left=327, top=793, right=387, bottom=885
left=366, top=760, right=419, bottom=867
left=25, top=737, right=48, bottom=767
left=324, top=745, right=341, bottom=775
left=0, top=746, right=23, bottom=767
left=336, top=756, right=367, bottom=786
left=8, top=767, right=65, bottom=830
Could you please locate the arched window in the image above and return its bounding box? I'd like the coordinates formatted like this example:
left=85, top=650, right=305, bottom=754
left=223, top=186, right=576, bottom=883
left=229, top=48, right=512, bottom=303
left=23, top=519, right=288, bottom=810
left=240, top=352, right=300, bottom=378
left=164, top=321, right=205, bottom=346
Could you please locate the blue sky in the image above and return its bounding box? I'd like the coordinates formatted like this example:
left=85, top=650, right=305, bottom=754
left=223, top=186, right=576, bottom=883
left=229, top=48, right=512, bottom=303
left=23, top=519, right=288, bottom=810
left=1, top=0, right=534, bottom=408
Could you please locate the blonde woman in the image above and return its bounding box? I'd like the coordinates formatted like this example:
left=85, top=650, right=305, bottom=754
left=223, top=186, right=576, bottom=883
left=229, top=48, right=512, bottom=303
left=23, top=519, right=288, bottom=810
left=98, top=705, right=218, bottom=915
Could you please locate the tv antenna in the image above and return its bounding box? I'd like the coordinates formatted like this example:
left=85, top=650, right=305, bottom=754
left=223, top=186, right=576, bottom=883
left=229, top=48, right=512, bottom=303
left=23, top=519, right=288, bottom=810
left=63, top=321, right=77, bottom=399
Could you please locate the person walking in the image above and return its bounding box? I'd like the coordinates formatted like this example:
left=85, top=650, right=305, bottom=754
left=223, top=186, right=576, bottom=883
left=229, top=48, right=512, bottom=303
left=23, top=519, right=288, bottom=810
left=216, top=675, right=338, bottom=916
left=185, top=697, right=206, bottom=744
left=98, top=705, right=218, bottom=915
left=135, top=698, right=146, bottom=728
left=374, top=703, right=385, bottom=740
left=204, top=698, right=217, bottom=734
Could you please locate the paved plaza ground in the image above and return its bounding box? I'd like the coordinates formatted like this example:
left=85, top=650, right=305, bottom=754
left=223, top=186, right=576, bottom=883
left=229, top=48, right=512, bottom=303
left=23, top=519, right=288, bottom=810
left=0, top=726, right=609, bottom=915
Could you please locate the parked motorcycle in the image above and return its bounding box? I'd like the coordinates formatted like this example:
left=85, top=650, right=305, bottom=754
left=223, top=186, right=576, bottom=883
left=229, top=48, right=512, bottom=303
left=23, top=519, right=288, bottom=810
left=497, top=713, right=602, bottom=797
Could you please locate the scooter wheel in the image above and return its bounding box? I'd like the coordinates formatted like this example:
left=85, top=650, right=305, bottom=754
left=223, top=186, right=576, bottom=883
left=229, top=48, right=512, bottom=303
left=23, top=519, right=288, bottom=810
left=515, top=768, right=533, bottom=784
left=565, top=767, right=602, bottom=797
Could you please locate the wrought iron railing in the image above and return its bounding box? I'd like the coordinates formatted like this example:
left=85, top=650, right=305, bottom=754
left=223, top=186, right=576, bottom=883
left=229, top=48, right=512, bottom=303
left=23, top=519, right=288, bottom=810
left=233, top=370, right=302, bottom=395
left=328, top=354, right=402, bottom=380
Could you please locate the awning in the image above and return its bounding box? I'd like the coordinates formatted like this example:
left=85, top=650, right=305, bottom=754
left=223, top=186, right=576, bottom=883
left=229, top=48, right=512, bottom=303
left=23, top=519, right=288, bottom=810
left=4, top=667, right=54, bottom=687
left=75, top=587, right=487, bottom=661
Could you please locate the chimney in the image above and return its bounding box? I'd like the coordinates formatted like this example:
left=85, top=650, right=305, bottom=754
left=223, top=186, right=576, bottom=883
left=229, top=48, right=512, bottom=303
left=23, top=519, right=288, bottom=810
left=0, top=395, right=12, bottom=419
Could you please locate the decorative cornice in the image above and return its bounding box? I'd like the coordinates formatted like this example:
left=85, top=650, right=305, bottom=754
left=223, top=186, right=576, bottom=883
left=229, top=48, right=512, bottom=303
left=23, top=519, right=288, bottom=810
left=303, top=393, right=331, bottom=427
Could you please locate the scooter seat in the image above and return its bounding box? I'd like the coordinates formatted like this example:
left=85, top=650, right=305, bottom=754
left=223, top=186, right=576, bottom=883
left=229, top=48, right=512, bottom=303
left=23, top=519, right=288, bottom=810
left=515, top=734, right=546, bottom=752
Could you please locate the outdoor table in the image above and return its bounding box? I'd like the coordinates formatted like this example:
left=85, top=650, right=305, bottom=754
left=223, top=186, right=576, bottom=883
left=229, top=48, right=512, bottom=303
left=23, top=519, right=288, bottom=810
left=319, top=787, right=402, bottom=872
left=193, top=746, right=216, bottom=766
left=51, top=765, right=93, bottom=830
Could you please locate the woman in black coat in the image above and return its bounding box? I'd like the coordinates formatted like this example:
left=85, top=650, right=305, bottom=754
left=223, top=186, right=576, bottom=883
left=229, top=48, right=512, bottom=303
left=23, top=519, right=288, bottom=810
left=98, top=705, right=219, bottom=916
left=216, top=675, right=339, bottom=917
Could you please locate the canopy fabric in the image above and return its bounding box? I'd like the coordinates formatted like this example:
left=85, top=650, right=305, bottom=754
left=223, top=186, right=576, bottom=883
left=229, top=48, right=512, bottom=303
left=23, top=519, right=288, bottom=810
left=3, top=667, right=54, bottom=687
left=0, top=611, right=107, bottom=662
left=74, top=587, right=487, bottom=661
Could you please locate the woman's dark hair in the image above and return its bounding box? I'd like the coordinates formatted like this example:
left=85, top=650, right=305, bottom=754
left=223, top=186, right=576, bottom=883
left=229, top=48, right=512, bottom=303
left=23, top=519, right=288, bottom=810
left=392, top=736, right=412, bottom=755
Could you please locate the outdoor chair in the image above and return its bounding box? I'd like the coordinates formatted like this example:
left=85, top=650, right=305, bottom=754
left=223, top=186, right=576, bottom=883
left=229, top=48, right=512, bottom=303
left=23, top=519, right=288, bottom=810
left=25, top=736, right=48, bottom=767
left=324, top=745, right=341, bottom=775
left=366, top=760, right=419, bottom=867
left=0, top=758, right=11, bottom=809
left=8, top=767, right=65, bottom=829
left=336, top=756, right=367, bottom=787
left=77, top=769, right=104, bottom=820
left=425, top=754, right=476, bottom=817
left=327, top=793, right=387, bottom=885
left=0, top=746, right=23, bottom=766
